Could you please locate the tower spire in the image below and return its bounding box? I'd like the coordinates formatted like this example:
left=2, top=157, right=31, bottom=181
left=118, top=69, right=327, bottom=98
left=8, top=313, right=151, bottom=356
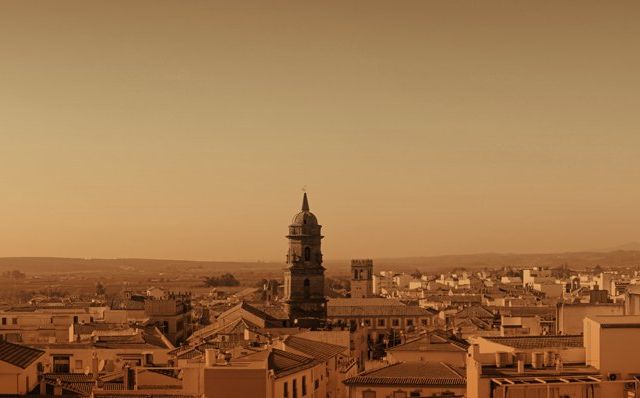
left=302, top=192, right=310, bottom=211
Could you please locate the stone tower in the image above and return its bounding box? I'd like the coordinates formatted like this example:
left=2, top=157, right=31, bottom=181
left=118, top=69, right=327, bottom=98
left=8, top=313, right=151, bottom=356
left=283, top=193, right=326, bottom=326
left=350, top=259, right=374, bottom=298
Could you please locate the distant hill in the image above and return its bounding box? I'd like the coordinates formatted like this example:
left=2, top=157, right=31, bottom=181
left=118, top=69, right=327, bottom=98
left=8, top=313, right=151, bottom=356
left=364, top=250, right=640, bottom=272
left=0, top=257, right=283, bottom=274
left=598, top=242, right=640, bottom=252
left=2, top=249, right=640, bottom=275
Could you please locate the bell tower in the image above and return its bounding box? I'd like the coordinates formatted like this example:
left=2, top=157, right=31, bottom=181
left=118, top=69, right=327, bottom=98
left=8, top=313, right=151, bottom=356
left=351, top=259, right=374, bottom=298
left=283, top=193, right=326, bottom=326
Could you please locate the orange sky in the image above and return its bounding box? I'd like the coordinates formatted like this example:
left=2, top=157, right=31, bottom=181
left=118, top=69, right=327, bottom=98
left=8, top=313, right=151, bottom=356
left=1, top=1, right=639, bottom=261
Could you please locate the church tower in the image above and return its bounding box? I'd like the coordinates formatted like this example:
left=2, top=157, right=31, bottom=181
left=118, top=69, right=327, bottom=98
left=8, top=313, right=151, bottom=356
left=283, top=193, right=326, bottom=326
left=350, top=259, right=374, bottom=298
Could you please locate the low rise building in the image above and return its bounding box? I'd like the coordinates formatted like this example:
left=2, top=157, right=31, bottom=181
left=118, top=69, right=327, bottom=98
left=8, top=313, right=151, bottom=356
left=343, top=361, right=466, bottom=398
left=385, top=331, right=469, bottom=367
left=0, top=341, right=45, bottom=395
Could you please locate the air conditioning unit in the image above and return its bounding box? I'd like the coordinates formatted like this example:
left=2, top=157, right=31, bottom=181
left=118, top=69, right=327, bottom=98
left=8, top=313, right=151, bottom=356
left=607, top=372, right=621, bottom=381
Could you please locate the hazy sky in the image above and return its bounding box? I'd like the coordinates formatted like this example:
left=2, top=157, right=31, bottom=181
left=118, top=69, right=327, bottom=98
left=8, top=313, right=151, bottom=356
left=1, top=1, right=640, bottom=261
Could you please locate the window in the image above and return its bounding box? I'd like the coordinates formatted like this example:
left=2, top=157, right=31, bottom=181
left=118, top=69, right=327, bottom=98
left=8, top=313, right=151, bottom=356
left=73, top=316, right=79, bottom=324
left=420, top=319, right=428, bottom=327
left=11, top=318, right=17, bottom=325
left=409, top=391, right=421, bottom=397
left=392, top=319, right=400, bottom=327
left=304, top=279, right=310, bottom=299
left=377, top=319, right=385, bottom=327
left=1, top=318, right=5, bottom=325
left=363, top=391, right=376, bottom=398
left=284, top=382, right=289, bottom=398
left=75, top=360, right=83, bottom=369
left=364, top=319, right=371, bottom=327
left=406, top=319, right=414, bottom=327
left=304, top=247, right=311, bottom=261
left=293, top=378, right=298, bottom=398
left=314, top=379, right=319, bottom=390
left=393, top=391, right=407, bottom=398
left=302, top=376, right=307, bottom=396
left=53, top=355, right=70, bottom=373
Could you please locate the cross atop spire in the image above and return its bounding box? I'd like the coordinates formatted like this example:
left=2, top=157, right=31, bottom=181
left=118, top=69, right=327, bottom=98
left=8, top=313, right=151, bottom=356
left=301, top=192, right=310, bottom=211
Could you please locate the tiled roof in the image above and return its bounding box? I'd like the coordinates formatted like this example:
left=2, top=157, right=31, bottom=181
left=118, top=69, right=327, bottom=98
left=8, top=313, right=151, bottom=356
left=43, top=373, right=95, bottom=395
left=234, top=348, right=318, bottom=378
left=329, top=298, right=407, bottom=307
left=484, top=335, right=583, bottom=350
left=102, top=382, right=126, bottom=390
left=455, top=316, right=493, bottom=330
left=0, top=340, right=45, bottom=368
left=188, top=317, right=261, bottom=342
left=92, top=326, right=171, bottom=349
left=247, top=303, right=289, bottom=321
left=344, top=362, right=465, bottom=386
left=269, top=349, right=317, bottom=377
left=94, top=395, right=197, bottom=398
left=387, top=332, right=469, bottom=352
left=455, top=305, right=495, bottom=319
left=284, top=336, right=347, bottom=361
left=449, top=295, right=482, bottom=303
left=174, top=340, right=237, bottom=360
left=327, top=298, right=434, bottom=317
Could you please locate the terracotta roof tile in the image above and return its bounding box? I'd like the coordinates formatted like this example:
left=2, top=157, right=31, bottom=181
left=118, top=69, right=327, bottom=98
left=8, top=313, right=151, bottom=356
left=483, top=335, right=583, bottom=350
left=284, top=336, right=347, bottom=361
left=344, top=362, right=465, bottom=386
left=0, top=340, right=44, bottom=369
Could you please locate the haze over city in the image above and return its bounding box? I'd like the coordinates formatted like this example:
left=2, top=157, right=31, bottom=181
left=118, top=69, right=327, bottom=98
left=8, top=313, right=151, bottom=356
left=4, top=2, right=640, bottom=398
left=2, top=1, right=640, bottom=262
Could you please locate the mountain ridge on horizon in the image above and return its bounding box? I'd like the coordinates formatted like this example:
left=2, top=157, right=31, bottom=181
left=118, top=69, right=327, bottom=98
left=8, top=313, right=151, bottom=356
left=2, top=245, right=640, bottom=273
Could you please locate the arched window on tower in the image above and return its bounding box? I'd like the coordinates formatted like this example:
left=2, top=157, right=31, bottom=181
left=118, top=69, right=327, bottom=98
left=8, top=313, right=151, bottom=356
left=304, top=247, right=311, bottom=261
left=303, top=278, right=310, bottom=299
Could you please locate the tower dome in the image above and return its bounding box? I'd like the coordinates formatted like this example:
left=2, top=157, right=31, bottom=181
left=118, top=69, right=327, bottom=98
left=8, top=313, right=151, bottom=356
left=291, top=193, right=318, bottom=225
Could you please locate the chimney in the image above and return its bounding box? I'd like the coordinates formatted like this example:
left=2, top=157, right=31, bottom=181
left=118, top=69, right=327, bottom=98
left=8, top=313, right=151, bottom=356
left=516, top=352, right=526, bottom=374
left=91, top=352, right=99, bottom=379
left=53, top=378, right=63, bottom=396
left=555, top=356, right=563, bottom=372
left=205, top=349, right=219, bottom=367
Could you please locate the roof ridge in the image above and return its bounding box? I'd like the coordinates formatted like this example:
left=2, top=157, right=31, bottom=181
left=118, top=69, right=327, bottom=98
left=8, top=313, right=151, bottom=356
left=357, top=361, right=404, bottom=377
left=440, top=361, right=465, bottom=378
left=487, top=334, right=582, bottom=340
